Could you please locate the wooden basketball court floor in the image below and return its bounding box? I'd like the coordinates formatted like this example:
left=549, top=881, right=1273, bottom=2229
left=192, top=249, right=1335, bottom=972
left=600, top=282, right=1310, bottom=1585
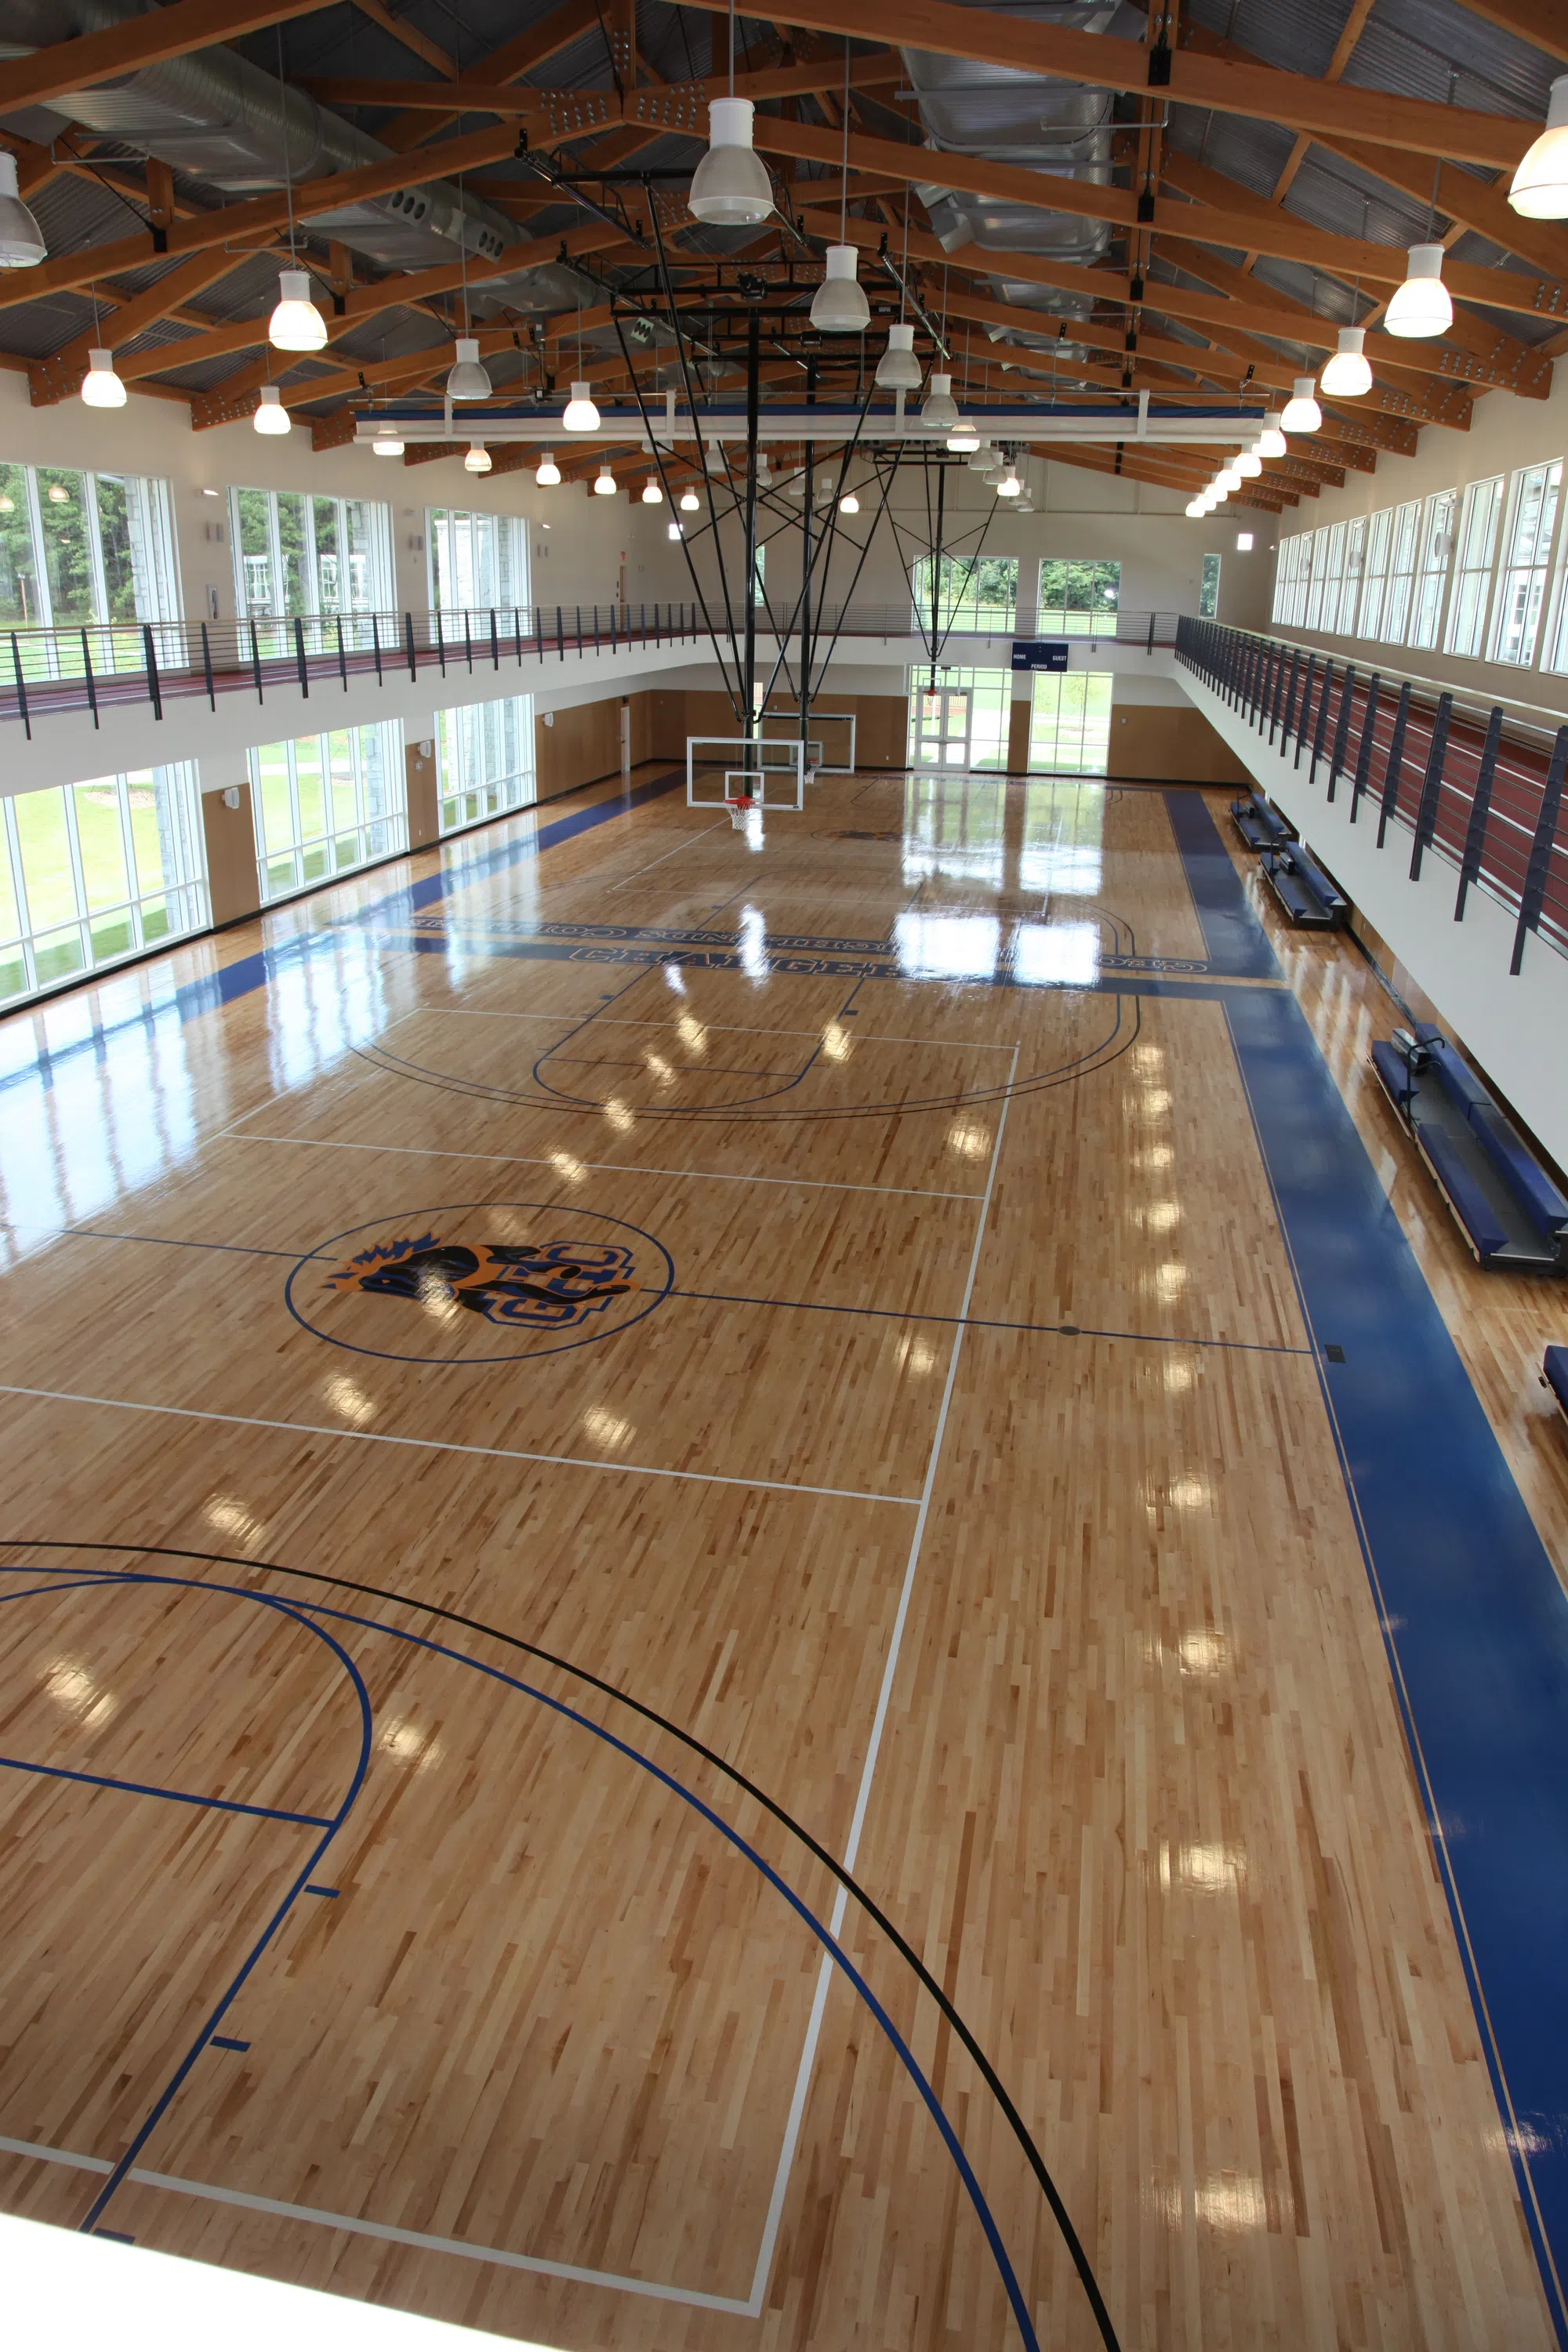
left=1, top=763, right=1566, bottom=2352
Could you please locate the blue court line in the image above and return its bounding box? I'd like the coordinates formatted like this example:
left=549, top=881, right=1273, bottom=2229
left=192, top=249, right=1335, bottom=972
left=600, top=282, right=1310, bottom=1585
left=1150, top=797, right=1568, bottom=2338
left=209, top=2036, right=250, bottom=2052
left=0, top=768, right=688, bottom=1100
left=668, top=1286, right=1311, bottom=1357
left=1, top=1562, right=1050, bottom=2347
left=1162, top=789, right=1282, bottom=979
left=0, top=1750, right=332, bottom=1827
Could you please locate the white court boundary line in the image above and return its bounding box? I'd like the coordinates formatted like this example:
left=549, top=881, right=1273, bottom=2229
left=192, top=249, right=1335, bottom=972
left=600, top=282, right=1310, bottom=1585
left=222, top=1132, right=982, bottom=1204
left=0, top=1385, right=915, bottom=1510
left=606, top=818, right=729, bottom=891
left=0, top=1065, right=1022, bottom=2318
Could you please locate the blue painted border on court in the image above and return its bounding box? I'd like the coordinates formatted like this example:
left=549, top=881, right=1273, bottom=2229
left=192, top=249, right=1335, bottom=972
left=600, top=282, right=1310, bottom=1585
left=1163, top=788, right=1282, bottom=979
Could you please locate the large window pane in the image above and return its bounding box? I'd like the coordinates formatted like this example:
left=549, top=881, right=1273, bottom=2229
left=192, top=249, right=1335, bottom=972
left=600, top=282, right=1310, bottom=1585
left=0, top=764, right=205, bottom=1007
left=248, top=722, right=408, bottom=904
left=232, top=487, right=393, bottom=629
left=428, top=507, right=528, bottom=612
left=36, top=468, right=97, bottom=628
left=910, top=555, right=1018, bottom=633
left=1036, top=558, right=1119, bottom=635
left=13, top=789, right=77, bottom=933
left=71, top=782, right=130, bottom=913
left=437, top=694, right=537, bottom=835
left=1491, top=461, right=1561, bottom=667
left=0, top=463, right=40, bottom=630
left=1029, top=673, right=1112, bottom=773
left=1443, top=476, right=1504, bottom=659
left=1409, top=489, right=1457, bottom=650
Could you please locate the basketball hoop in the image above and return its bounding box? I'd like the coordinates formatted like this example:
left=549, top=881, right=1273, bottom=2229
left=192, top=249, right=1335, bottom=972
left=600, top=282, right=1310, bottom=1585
left=726, top=792, right=756, bottom=829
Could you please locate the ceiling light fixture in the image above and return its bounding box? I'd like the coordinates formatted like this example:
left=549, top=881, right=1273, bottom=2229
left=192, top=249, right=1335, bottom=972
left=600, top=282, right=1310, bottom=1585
left=680, top=486, right=699, bottom=510
left=996, top=465, right=1021, bottom=497
left=593, top=463, right=616, bottom=496
left=641, top=478, right=662, bottom=503
left=1255, top=411, right=1287, bottom=457
left=446, top=336, right=492, bottom=400
left=920, top=371, right=959, bottom=433
left=0, top=151, right=45, bottom=268
left=1510, top=76, right=1568, bottom=219
left=874, top=321, right=921, bottom=392
left=946, top=419, right=980, bottom=453
left=372, top=430, right=405, bottom=457
left=1319, top=324, right=1373, bottom=396
left=811, top=245, right=869, bottom=334
left=688, top=96, right=774, bottom=226
left=535, top=450, right=561, bottom=485
left=561, top=379, right=600, bottom=432
left=1279, top=376, right=1323, bottom=432
left=1235, top=448, right=1262, bottom=479
left=269, top=267, right=325, bottom=354
left=253, top=384, right=291, bottom=435
left=464, top=441, right=491, bottom=473
left=1385, top=243, right=1452, bottom=339
left=1185, top=498, right=1204, bottom=517
left=80, top=347, right=125, bottom=408
left=839, top=489, right=860, bottom=513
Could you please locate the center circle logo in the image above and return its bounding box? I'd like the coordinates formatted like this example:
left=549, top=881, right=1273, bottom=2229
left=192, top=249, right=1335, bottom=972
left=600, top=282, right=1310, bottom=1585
left=285, top=1201, right=673, bottom=1363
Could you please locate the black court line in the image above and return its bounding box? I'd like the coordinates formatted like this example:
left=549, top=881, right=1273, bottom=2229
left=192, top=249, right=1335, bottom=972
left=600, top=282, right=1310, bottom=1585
left=668, top=1286, right=1312, bottom=1359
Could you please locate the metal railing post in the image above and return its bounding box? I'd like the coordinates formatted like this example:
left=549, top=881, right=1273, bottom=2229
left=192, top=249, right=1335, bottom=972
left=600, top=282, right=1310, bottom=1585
left=405, top=612, right=417, bottom=681
left=336, top=615, right=347, bottom=691
left=463, top=612, right=473, bottom=672
left=1377, top=681, right=1411, bottom=847
left=11, top=632, right=31, bottom=739
left=1309, top=659, right=1333, bottom=783
left=557, top=606, right=564, bottom=661
left=491, top=609, right=500, bottom=671
left=1408, top=691, right=1453, bottom=878
left=1511, top=724, right=1568, bottom=973
left=143, top=621, right=163, bottom=720
left=292, top=615, right=308, bottom=700
left=252, top=618, right=264, bottom=702
left=1455, top=706, right=1504, bottom=920
left=372, top=612, right=383, bottom=684
left=1280, top=649, right=1301, bottom=753
left=82, top=629, right=100, bottom=728
left=1326, top=664, right=1356, bottom=802
left=436, top=610, right=446, bottom=677
left=200, top=622, right=215, bottom=710
left=1348, top=675, right=1380, bottom=822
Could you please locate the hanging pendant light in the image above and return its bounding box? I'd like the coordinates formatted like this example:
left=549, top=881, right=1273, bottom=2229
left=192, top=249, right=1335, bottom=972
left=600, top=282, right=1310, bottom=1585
left=372, top=430, right=405, bottom=457
left=1510, top=76, right=1568, bottom=218
left=874, top=321, right=921, bottom=391
left=982, top=458, right=1007, bottom=488
left=80, top=347, right=126, bottom=408
left=1255, top=411, right=1287, bottom=458
left=689, top=96, right=774, bottom=226
left=1185, top=498, right=1204, bottom=517
left=593, top=463, right=617, bottom=496
left=668, top=521, right=683, bottom=540
left=641, top=478, right=662, bottom=504
left=269, top=268, right=326, bottom=353
left=680, top=486, right=699, bottom=511
left=1216, top=463, right=1242, bottom=492
left=0, top=151, right=46, bottom=269
left=464, top=441, right=492, bottom=474
left=1279, top=376, right=1323, bottom=432
left=253, top=384, right=291, bottom=435
left=1235, top=448, right=1262, bottom=479
left=561, top=379, right=600, bottom=433
left=920, top=372, right=959, bottom=433
left=996, top=465, right=1021, bottom=498
left=839, top=489, right=860, bottom=514
left=1385, top=244, right=1452, bottom=339
left=946, top=419, right=980, bottom=453
left=535, top=450, right=561, bottom=485
left=1319, top=325, right=1373, bottom=396
left=1014, top=490, right=1035, bottom=515
left=811, top=245, right=869, bottom=333
left=446, top=336, right=492, bottom=400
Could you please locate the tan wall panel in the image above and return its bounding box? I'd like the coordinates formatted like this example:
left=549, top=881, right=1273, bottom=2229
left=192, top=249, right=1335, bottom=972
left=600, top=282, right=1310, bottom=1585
left=844, top=695, right=909, bottom=770
left=535, top=696, right=621, bottom=797
left=1109, top=702, right=1251, bottom=782
left=1007, top=698, right=1031, bottom=775
left=200, top=782, right=261, bottom=930
left=405, top=736, right=439, bottom=850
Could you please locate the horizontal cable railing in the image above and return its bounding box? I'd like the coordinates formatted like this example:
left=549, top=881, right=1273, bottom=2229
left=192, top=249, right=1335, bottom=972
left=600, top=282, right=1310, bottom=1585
left=0, top=605, right=1182, bottom=737
left=1176, top=615, right=1568, bottom=975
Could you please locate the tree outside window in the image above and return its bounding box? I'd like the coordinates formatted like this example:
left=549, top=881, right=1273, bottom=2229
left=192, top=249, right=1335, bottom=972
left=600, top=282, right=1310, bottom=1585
left=911, top=554, right=1018, bottom=632
left=1200, top=554, right=1221, bottom=619
left=1037, top=558, right=1120, bottom=635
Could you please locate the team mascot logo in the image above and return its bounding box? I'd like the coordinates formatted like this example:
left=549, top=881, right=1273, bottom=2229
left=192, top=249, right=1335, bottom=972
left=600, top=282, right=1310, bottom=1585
left=325, top=1233, right=638, bottom=1330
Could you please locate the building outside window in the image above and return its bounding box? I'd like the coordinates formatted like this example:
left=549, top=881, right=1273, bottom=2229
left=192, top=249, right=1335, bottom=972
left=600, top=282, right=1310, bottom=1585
left=0, top=764, right=205, bottom=1006
left=1380, top=500, right=1421, bottom=644
left=1029, top=673, right=1112, bottom=772
left=1037, top=557, right=1120, bottom=635
left=248, top=720, right=406, bottom=902
left=1490, top=460, right=1562, bottom=667
left=910, top=554, right=1018, bottom=633
left=1357, top=509, right=1392, bottom=640
left=437, top=695, right=536, bottom=835
left=0, top=460, right=180, bottom=682
left=1201, top=553, right=1221, bottom=619
left=1408, top=488, right=1457, bottom=650
left=1443, top=476, right=1505, bottom=659
left=428, top=507, right=528, bottom=616
left=230, top=488, right=393, bottom=656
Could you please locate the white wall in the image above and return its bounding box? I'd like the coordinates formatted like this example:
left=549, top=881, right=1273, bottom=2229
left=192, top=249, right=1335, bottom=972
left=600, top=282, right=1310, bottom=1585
left=1183, top=665, right=1568, bottom=1170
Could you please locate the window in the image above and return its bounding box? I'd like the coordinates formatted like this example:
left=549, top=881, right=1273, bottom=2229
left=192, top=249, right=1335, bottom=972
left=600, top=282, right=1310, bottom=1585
left=428, top=507, right=528, bottom=613
left=911, top=554, right=1018, bottom=633
left=1304, top=528, right=1331, bottom=630
left=0, top=460, right=180, bottom=681
left=1028, top=673, right=1112, bottom=773
left=1337, top=517, right=1366, bottom=635
left=231, top=488, right=392, bottom=630
left=1317, top=523, right=1346, bottom=633
left=1443, top=476, right=1505, bottom=658
left=1201, top=553, right=1221, bottom=619
left=1036, top=558, right=1120, bottom=636
left=248, top=721, right=406, bottom=902
left=1358, top=508, right=1392, bottom=640
left=1274, top=535, right=1308, bottom=628
left=0, top=764, right=205, bottom=1006
left=437, top=695, right=536, bottom=835
left=904, top=666, right=1012, bottom=770
left=1381, top=500, right=1421, bottom=644
left=1408, top=488, right=1457, bottom=650
left=1490, top=461, right=1562, bottom=667
left=753, top=540, right=765, bottom=605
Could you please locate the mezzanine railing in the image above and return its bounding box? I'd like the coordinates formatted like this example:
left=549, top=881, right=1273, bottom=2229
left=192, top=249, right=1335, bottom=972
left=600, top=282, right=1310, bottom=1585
left=0, top=605, right=1183, bottom=738
left=1176, top=615, right=1568, bottom=974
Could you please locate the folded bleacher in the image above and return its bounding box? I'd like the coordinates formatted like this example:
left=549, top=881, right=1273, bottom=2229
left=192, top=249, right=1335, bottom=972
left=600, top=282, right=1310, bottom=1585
left=1370, top=1025, right=1568, bottom=1272
left=1544, top=1346, right=1568, bottom=1423
left=1230, top=790, right=1291, bottom=851
left=1259, top=841, right=1349, bottom=929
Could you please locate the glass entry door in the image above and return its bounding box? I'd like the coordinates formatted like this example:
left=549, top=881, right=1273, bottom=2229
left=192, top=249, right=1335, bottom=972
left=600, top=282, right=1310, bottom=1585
left=914, top=686, right=971, bottom=768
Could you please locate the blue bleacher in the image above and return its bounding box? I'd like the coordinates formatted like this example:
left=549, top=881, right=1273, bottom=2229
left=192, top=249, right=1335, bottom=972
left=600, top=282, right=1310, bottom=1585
left=1370, top=1025, right=1568, bottom=1273
left=1544, top=1345, right=1568, bottom=1422
left=1230, top=791, right=1291, bottom=851
left=1260, top=842, right=1349, bottom=928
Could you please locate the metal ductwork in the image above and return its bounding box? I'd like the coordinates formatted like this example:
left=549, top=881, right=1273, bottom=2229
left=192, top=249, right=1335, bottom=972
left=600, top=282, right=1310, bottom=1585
left=0, top=0, right=572, bottom=307
left=901, top=0, right=1143, bottom=346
